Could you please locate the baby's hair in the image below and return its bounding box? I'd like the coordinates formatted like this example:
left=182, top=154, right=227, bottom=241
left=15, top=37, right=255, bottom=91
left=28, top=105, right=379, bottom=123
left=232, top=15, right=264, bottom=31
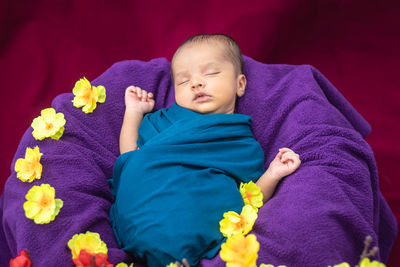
left=171, top=33, right=244, bottom=78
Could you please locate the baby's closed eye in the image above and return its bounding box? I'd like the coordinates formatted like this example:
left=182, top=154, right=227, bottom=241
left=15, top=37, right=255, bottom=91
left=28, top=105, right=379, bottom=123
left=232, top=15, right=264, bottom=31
left=205, top=72, right=220, bottom=76
left=178, top=79, right=189, bottom=85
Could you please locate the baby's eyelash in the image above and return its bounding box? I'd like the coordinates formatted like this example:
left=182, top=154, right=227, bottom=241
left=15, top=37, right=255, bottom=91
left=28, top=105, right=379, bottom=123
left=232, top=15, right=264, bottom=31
left=178, top=80, right=189, bottom=85
left=206, top=72, right=220, bottom=76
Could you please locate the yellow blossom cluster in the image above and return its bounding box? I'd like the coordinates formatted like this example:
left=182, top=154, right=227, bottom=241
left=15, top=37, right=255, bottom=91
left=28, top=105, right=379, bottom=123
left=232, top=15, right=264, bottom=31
left=15, top=77, right=106, bottom=229
left=219, top=182, right=292, bottom=267
left=67, top=231, right=135, bottom=266
left=219, top=181, right=265, bottom=267
left=68, top=231, right=108, bottom=260
left=12, top=77, right=109, bottom=266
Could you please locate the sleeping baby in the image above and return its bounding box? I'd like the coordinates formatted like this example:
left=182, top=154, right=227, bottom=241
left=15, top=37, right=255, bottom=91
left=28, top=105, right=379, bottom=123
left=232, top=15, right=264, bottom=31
left=109, top=34, right=301, bottom=266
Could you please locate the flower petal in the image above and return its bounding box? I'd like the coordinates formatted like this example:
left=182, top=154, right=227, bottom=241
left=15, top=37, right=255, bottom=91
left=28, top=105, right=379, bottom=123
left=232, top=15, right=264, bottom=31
left=23, top=201, right=41, bottom=218
left=41, top=108, right=56, bottom=120
left=73, top=77, right=91, bottom=96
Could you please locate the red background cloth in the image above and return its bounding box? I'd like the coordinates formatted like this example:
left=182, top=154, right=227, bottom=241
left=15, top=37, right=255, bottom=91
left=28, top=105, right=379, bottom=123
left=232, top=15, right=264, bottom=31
left=1, top=0, right=399, bottom=265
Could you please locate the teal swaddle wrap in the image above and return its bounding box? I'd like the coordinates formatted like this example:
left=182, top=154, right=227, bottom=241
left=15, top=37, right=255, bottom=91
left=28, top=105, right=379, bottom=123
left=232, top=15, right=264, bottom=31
left=109, top=103, right=264, bottom=266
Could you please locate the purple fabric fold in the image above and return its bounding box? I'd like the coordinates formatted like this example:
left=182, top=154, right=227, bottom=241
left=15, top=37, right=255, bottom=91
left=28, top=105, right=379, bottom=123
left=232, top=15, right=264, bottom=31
left=0, top=56, right=397, bottom=266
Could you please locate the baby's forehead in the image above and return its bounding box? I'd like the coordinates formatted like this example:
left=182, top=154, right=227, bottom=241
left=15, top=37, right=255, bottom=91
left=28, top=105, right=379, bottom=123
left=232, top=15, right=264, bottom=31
left=172, top=42, right=229, bottom=70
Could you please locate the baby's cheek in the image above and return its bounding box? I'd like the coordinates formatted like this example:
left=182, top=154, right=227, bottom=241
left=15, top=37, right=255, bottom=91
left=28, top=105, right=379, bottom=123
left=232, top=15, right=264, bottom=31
left=175, top=92, right=189, bottom=106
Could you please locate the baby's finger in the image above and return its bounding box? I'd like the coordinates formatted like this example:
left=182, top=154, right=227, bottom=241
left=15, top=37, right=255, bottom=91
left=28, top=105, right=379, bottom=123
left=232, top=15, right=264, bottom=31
left=279, top=147, right=293, bottom=154
left=275, top=149, right=284, bottom=158
left=136, top=88, right=142, bottom=98
left=281, top=151, right=297, bottom=162
left=126, top=86, right=135, bottom=94
left=141, top=90, right=148, bottom=101
left=148, top=92, right=154, bottom=99
left=278, top=147, right=291, bottom=155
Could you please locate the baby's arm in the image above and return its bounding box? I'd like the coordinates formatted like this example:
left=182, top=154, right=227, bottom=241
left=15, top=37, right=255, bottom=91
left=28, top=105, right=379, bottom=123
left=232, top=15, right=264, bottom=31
left=256, top=148, right=301, bottom=203
left=119, top=86, right=154, bottom=154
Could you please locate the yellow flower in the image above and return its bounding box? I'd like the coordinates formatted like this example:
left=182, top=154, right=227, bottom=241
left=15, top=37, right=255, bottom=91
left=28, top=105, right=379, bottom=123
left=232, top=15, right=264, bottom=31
left=72, top=77, right=106, bottom=113
left=31, top=108, right=65, bottom=140
left=68, top=231, right=108, bottom=260
left=220, top=205, right=258, bottom=237
left=359, top=258, right=386, bottom=267
left=260, top=265, right=287, bottom=267
left=116, top=263, right=134, bottom=267
left=220, top=234, right=259, bottom=267
left=166, top=263, right=178, bottom=267
left=240, top=181, right=263, bottom=209
left=23, top=184, right=63, bottom=224
left=14, top=146, right=43, bottom=182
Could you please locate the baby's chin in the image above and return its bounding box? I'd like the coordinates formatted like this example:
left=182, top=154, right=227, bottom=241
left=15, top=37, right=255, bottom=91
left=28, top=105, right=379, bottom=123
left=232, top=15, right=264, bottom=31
left=175, top=102, right=206, bottom=114
left=175, top=100, right=233, bottom=115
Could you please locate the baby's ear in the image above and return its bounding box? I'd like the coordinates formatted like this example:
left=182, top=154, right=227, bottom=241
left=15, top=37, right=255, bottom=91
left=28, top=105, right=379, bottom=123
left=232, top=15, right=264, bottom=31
left=236, top=74, right=247, bottom=97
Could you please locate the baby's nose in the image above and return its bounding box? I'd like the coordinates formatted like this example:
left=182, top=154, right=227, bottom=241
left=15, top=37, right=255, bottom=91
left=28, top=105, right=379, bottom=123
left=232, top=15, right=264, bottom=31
left=191, top=77, right=205, bottom=89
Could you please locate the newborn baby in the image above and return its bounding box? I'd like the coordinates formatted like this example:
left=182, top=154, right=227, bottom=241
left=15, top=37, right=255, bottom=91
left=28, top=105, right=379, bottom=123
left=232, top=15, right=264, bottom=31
left=109, top=34, right=301, bottom=266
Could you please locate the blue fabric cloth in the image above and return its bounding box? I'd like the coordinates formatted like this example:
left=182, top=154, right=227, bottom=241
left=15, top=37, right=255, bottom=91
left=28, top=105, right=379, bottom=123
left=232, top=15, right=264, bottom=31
left=109, top=103, right=265, bottom=266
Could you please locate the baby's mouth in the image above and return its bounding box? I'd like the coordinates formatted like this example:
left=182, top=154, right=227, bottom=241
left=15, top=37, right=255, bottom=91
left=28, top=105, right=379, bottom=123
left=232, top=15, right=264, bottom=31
left=194, top=92, right=211, bottom=102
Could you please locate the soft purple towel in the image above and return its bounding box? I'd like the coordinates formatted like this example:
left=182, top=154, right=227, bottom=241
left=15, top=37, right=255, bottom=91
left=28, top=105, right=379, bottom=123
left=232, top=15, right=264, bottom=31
left=0, top=57, right=397, bottom=266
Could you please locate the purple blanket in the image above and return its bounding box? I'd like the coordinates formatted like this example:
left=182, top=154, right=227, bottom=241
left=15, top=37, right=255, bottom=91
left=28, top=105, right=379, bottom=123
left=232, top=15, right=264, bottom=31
left=0, top=57, right=397, bottom=266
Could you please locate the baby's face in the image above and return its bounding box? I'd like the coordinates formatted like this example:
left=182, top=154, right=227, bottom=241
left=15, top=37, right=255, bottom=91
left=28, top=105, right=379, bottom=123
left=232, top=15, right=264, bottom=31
left=172, top=42, right=246, bottom=114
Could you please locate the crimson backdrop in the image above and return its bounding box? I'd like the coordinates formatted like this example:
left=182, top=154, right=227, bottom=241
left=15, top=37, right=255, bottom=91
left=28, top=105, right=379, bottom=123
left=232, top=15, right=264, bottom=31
left=1, top=0, right=399, bottom=265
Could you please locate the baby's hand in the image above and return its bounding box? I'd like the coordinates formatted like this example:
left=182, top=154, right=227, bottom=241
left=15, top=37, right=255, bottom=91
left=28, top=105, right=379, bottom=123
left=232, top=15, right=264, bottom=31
left=125, top=86, right=155, bottom=114
left=268, top=147, right=301, bottom=180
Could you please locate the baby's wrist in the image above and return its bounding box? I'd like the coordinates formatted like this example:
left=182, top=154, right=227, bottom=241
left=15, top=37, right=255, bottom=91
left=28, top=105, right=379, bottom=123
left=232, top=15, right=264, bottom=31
left=265, top=168, right=283, bottom=182
left=125, top=107, right=144, bottom=119
left=125, top=107, right=145, bottom=116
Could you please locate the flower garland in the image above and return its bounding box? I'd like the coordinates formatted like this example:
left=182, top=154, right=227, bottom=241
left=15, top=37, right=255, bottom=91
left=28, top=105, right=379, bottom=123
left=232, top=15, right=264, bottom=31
left=10, top=77, right=111, bottom=267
